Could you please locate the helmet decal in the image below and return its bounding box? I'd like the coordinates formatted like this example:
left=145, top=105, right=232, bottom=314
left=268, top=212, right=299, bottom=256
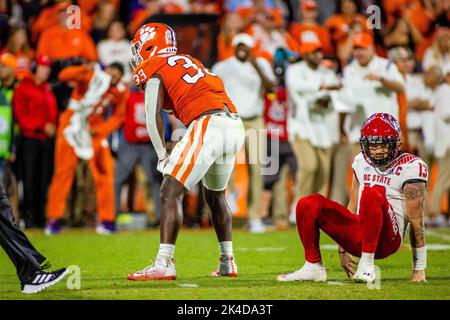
left=139, top=26, right=157, bottom=45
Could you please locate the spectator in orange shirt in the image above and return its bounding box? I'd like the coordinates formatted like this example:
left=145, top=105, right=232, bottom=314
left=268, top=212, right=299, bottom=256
left=289, top=0, right=333, bottom=56
left=246, top=10, right=299, bottom=62
left=237, top=0, right=284, bottom=28
left=325, top=0, right=370, bottom=66
left=32, top=1, right=93, bottom=42
left=2, top=27, right=34, bottom=80
left=217, top=13, right=246, bottom=61
left=37, top=4, right=98, bottom=62
left=37, top=3, right=98, bottom=111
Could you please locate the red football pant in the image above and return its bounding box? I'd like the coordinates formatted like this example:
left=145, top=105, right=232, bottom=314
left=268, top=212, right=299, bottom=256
left=296, top=186, right=401, bottom=263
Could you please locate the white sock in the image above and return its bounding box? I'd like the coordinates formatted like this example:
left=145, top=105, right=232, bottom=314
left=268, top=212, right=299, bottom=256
left=358, top=252, right=375, bottom=269
left=219, top=241, right=233, bottom=257
left=157, top=243, right=175, bottom=260
left=305, top=261, right=324, bottom=270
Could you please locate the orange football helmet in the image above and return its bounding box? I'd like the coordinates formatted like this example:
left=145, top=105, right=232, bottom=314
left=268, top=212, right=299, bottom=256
left=130, top=23, right=177, bottom=70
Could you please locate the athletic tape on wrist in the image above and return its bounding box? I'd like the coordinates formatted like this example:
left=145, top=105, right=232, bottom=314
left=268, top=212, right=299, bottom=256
left=412, top=246, right=427, bottom=270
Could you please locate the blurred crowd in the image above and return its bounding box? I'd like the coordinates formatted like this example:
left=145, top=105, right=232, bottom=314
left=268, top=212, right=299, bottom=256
left=0, top=0, right=449, bottom=233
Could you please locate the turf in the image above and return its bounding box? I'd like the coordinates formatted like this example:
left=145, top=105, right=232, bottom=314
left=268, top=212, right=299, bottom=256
left=1, top=227, right=450, bottom=300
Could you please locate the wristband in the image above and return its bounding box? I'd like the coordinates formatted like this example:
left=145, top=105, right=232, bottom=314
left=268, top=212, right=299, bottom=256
left=412, top=246, right=427, bottom=270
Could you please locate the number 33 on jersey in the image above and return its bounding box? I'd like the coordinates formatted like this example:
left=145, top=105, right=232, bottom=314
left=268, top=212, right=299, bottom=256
left=133, top=54, right=236, bottom=126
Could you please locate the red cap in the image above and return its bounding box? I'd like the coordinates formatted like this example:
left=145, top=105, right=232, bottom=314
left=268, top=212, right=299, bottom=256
left=35, top=55, right=53, bottom=67
left=300, top=41, right=322, bottom=54
left=302, top=0, right=317, bottom=11
left=352, top=32, right=374, bottom=48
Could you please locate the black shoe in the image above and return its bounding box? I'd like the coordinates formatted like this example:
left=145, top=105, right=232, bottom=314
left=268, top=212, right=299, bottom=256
left=21, top=268, right=68, bottom=294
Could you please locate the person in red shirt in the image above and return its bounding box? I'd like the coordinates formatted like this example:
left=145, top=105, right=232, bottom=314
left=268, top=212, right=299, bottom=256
left=12, top=55, right=58, bottom=228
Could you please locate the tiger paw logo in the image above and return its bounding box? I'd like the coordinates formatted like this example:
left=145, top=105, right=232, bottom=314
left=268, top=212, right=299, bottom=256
left=139, top=26, right=156, bottom=44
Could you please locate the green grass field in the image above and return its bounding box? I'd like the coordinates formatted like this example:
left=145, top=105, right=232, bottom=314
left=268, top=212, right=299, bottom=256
left=1, top=227, right=450, bottom=300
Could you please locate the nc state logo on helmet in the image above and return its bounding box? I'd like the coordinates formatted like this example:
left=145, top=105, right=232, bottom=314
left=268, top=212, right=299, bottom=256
left=130, top=23, right=177, bottom=70
left=359, top=113, right=402, bottom=166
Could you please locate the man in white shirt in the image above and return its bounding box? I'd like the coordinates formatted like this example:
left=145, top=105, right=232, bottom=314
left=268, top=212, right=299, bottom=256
left=212, top=33, right=277, bottom=233
left=339, top=33, right=405, bottom=155
left=388, top=47, right=434, bottom=163
left=406, top=66, right=441, bottom=167
left=430, top=64, right=450, bottom=225
left=286, top=40, right=340, bottom=203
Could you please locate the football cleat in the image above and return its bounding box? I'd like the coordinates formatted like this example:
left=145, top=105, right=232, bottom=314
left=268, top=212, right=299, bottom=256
left=96, top=221, right=116, bottom=235
left=277, top=265, right=327, bottom=282
left=21, top=268, right=68, bottom=294
left=352, top=266, right=376, bottom=283
left=127, top=257, right=176, bottom=281
left=211, top=255, right=238, bottom=277
left=45, top=219, right=62, bottom=236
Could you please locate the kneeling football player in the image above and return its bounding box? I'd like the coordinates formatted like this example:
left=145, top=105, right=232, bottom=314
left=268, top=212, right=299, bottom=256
left=0, top=182, right=68, bottom=293
left=278, top=113, right=427, bottom=283
left=127, top=23, right=245, bottom=280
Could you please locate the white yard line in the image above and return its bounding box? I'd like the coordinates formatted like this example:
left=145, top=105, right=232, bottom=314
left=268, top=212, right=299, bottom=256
left=426, top=230, right=450, bottom=242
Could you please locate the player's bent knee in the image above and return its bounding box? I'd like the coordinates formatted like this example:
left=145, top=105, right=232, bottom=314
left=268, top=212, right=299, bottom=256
left=296, top=194, right=324, bottom=222
left=361, top=186, right=384, bottom=203
left=160, top=175, right=185, bottom=204
left=204, top=188, right=225, bottom=203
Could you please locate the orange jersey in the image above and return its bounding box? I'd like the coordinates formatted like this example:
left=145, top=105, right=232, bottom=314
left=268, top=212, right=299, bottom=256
left=37, top=25, right=98, bottom=61
left=289, top=23, right=333, bottom=56
left=134, top=54, right=237, bottom=126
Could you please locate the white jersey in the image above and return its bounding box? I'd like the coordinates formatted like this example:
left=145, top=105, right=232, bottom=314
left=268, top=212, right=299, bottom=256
left=352, top=152, right=429, bottom=241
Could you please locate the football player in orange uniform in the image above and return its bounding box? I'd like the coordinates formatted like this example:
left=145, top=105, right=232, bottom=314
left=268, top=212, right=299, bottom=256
left=127, top=23, right=245, bottom=281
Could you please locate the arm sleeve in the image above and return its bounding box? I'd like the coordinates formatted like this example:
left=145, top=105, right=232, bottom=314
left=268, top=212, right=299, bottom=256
left=145, top=77, right=167, bottom=159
